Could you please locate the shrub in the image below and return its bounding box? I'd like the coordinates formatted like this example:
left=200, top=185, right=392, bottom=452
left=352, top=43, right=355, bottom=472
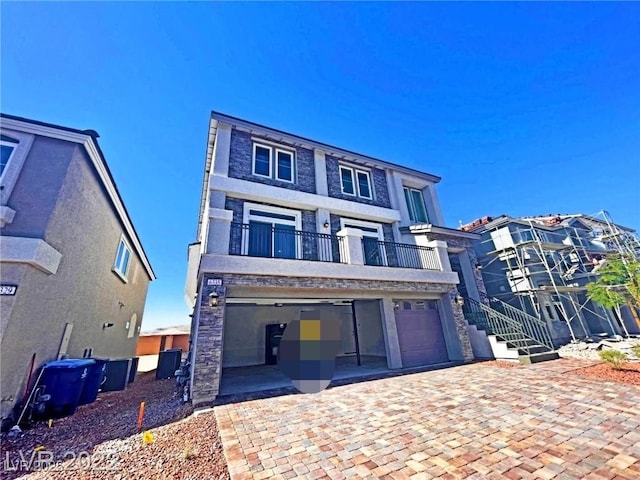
left=631, top=344, right=640, bottom=359
left=598, top=349, right=628, bottom=370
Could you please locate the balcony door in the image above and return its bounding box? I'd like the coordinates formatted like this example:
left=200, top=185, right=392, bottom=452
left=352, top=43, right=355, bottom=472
left=340, top=218, right=386, bottom=266
left=244, top=203, right=302, bottom=259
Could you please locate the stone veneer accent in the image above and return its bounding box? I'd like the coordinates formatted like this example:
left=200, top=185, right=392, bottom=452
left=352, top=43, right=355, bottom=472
left=227, top=129, right=316, bottom=194
left=191, top=278, right=226, bottom=406
left=447, top=286, right=475, bottom=361
left=325, top=155, right=391, bottom=208
left=190, top=272, right=474, bottom=406
left=427, top=232, right=489, bottom=303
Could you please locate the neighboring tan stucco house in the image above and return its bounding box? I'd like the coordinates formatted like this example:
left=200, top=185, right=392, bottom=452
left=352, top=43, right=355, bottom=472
left=136, top=325, right=190, bottom=356
left=0, top=114, right=155, bottom=427
left=185, top=111, right=487, bottom=406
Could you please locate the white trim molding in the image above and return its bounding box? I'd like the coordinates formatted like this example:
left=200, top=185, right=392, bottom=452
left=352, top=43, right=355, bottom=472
left=0, top=116, right=155, bottom=280
left=0, top=129, right=35, bottom=206
left=210, top=174, right=401, bottom=224
left=0, top=205, right=16, bottom=227
left=200, top=254, right=460, bottom=285
left=0, top=236, right=62, bottom=274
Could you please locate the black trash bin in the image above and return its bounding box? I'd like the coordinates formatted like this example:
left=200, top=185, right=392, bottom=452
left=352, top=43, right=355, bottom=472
left=102, top=359, right=131, bottom=392
left=128, top=357, right=139, bottom=384
left=156, top=349, right=182, bottom=379
left=34, top=359, right=95, bottom=419
left=78, top=358, right=108, bottom=405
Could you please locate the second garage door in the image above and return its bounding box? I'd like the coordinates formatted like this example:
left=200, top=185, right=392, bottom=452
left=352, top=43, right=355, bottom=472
left=395, top=306, right=449, bottom=368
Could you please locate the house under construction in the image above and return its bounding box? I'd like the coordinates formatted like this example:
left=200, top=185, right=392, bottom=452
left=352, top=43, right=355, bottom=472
left=460, top=211, right=640, bottom=347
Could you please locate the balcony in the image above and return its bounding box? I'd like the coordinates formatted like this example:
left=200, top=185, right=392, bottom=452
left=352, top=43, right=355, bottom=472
left=229, top=222, right=345, bottom=264
left=229, top=223, right=441, bottom=271
left=362, top=238, right=441, bottom=270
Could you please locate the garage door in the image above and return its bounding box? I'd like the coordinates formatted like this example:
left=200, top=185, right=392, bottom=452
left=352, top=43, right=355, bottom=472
left=395, top=308, right=449, bottom=368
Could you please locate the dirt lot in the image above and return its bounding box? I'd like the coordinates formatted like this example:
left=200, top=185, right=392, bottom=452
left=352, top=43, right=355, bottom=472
left=3, top=360, right=637, bottom=479
left=0, top=372, right=229, bottom=480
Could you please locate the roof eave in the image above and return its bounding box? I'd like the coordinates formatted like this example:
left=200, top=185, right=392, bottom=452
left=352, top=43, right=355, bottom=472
left=209, top=110, right=442, bottom=183
left=0, top=113, right=156, bottom=280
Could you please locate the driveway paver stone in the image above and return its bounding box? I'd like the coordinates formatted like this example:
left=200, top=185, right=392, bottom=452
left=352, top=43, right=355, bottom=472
left=214, top=359, right=639, bottom=479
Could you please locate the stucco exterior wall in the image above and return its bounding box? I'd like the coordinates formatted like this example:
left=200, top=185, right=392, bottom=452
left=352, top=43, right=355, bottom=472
left=0, top=140, right=151, bottom=423
left=136, top=334, right=190, bottom=356
left=1, top=136, right=74, bottom=237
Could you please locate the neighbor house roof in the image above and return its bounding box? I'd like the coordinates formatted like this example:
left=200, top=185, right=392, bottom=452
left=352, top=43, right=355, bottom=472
left=0, top=113, right=156, bottom=280
left=140, top=324, right=190, bottom=337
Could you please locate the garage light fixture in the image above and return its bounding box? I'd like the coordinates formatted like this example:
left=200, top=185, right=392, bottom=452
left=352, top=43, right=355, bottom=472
left=208, top=291, right=219, bottom=307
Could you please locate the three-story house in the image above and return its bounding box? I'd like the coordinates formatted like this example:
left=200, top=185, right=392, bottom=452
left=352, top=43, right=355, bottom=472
left=185, top=112, right=480, bottom=405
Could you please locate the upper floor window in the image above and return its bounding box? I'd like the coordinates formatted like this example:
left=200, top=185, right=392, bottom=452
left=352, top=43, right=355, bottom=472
left=340, top=165, right=372, bottom=199
left=113, top=237, right=132, bottom=280
left=253, top=142, right=295, bottom=183
left=0, top=136, right=18, bottom=178
left=404, top=187, right=428, bottom=223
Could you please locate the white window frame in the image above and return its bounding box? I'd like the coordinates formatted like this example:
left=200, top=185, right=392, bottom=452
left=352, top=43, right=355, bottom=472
left=252, top=143, right=272, bottom=178
left=340, top=218, right=384, bottom=240
left=403, top=186, right=428, bottom=223
left=339, top=165, right=372, bottom=199
left=0, top=129, right=35, bottom=206
left=274, top=148, right=295, bottom=183
left=113, top=236, right=132, bottom=282
left=242, top=203, right=302, bottom=257
left=0, top=140, right=17, bottom=178
left=341, top=218, right=387, bottom=266
left=252, top=141, right=296, bottom=183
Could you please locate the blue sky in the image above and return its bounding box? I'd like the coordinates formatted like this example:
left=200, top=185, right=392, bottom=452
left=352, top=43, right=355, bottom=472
left=2, top=2, right=639, bottom=330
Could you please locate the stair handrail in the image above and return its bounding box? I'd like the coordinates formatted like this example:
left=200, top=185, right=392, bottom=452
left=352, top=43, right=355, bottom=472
left=462, top=297, right=552, bottom=354
left=489, top=298, right=554, bottom=351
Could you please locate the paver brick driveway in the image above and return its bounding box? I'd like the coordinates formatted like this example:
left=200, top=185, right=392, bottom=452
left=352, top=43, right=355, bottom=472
left=214, top=359, right=640, bottom=479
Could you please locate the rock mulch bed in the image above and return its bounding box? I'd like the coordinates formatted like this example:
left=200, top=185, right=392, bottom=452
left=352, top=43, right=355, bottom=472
left=557, top=337, right=640, bottom=361
left=0, top=372, right=230, bottom=480
left=569, top=361, right=640, bottom=386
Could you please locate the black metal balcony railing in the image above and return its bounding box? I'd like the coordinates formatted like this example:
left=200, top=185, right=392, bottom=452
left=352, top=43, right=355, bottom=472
left=229, top=223, right=345, bottom=263
left=363, top=239, right=441, bottom=270
left=229, top=223, right=442, bottom=270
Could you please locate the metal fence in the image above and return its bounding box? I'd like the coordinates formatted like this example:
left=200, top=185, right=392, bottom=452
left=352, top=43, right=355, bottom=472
left=363, top=240, right=441, bottom=270
left=229, top=223, right=345, bottom=263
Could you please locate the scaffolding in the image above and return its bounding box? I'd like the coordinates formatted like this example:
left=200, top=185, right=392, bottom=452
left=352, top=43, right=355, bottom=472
left=477, top=211, right=639, bottom=341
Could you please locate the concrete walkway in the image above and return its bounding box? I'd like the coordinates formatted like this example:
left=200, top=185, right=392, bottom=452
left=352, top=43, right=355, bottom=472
left=214, top=359, right=640, bottom=479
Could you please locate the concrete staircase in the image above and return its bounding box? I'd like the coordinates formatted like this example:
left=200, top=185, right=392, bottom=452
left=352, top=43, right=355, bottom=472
left=487, top=334, right=559, bottom=364
left=462, top=297, right=559, bottom=365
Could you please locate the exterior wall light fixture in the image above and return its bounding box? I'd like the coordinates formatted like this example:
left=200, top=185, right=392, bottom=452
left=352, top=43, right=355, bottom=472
left=208, top=291, right=219, bottom=307
left=455, top=294, right=464, bottom=307
left=323, top=220, right=330, bottom=229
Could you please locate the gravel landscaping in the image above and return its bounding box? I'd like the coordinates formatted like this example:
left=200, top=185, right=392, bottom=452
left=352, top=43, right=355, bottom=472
left=478, top=346, right=640, bottom=387
left=0, top=372, right=229, bottom=480
left=4, top=348, right=638, bottom=480
left=557, top=337, right=640, bottom=361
